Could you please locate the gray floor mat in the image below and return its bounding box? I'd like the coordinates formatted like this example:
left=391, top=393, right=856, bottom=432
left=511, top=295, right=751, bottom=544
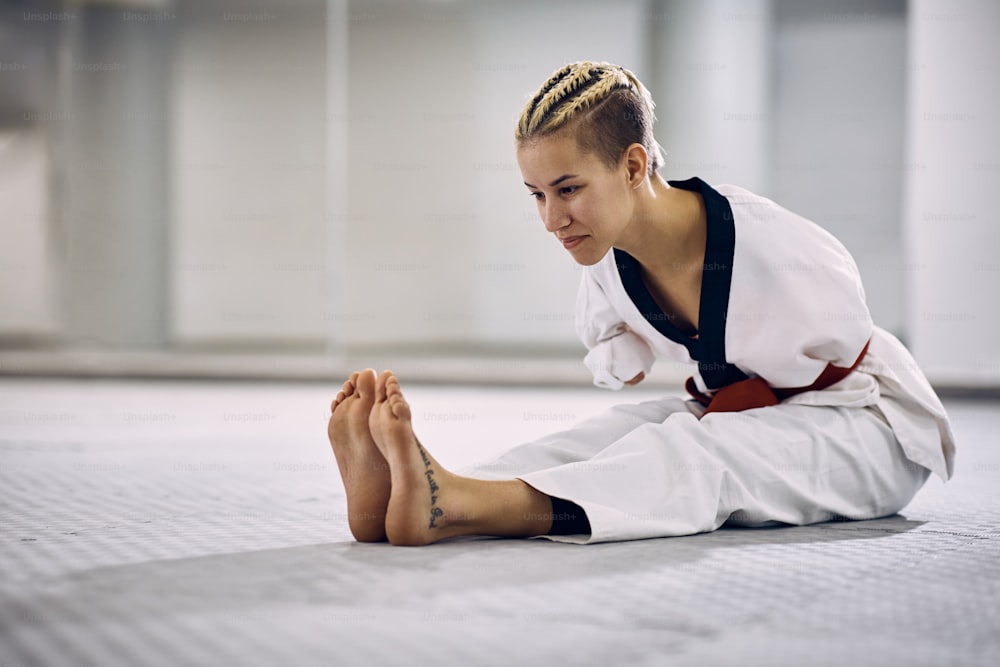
left=1, top=379, right=997, bottom=666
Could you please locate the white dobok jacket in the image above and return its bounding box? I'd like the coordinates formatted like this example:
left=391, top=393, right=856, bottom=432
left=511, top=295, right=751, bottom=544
left=576, top=177, right=955, bottom=482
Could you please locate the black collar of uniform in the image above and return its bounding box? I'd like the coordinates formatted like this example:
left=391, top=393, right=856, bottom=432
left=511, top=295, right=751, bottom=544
left=614, top=176, right=747, bottom=389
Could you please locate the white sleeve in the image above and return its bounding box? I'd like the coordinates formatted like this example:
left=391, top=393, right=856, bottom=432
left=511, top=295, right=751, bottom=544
left=575, top=269, right=655, bottom=390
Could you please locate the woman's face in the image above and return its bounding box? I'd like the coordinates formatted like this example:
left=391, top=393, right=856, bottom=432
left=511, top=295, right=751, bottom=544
left=516, top=132, right=632, bottom=266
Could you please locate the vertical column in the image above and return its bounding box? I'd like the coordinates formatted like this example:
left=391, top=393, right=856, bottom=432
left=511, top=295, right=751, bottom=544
left=59, top=2, right=174, bottom=348
left=904, top=0, right=1000, bottom=385
left=0, top=5, right=60, bottom=340
left=648, top=0, right=774, bottom=194
left=326, top=0, right=348, bottom=357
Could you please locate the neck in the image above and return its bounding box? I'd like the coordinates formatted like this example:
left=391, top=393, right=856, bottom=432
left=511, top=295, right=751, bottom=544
left=614, top=174, right=705, bottom=273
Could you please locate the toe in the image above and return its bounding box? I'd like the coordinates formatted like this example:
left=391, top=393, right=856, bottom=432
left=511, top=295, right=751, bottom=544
left=375, top=370, right=393, bottom=403
left=356, top=368, right=377, bottom=400
left=389, top=395, right=410, bottom=421
left=341, top=374, right=359, bottom=398
left=386, top=375, right=411, bottom=420
left=332, top=372, right=361, bottom=412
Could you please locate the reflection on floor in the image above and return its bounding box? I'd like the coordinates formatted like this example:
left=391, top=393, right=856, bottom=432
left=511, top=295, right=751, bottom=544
left=1, top=378, right=998, bottom=666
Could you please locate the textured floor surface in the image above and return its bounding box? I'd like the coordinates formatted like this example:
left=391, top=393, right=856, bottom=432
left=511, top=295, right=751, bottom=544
left=1, top=378, right=998, bottom=666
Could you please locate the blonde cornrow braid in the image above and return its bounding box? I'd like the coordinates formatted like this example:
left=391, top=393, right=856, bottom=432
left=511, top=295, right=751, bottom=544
left=543, top=74, right=626, bottom=133
left=521, top=63, right=577, bottom=129
left=516, top=61, right=655, bottom=140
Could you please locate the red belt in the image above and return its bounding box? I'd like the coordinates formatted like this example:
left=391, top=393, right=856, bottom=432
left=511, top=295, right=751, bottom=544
left=686, top=339, right=871, bottom=415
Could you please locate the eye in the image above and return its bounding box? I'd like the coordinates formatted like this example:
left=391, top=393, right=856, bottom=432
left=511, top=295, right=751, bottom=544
left=560, top=186, right=579, bottom=196
left=529, top=191, right=544, bottom=201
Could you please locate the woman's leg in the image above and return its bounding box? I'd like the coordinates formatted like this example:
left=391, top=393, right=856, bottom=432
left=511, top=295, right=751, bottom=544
left=359, top=371, right=929, bottom=546
left=465, top=396, right=697, bottom=538
left=328, top=369, right=688, bottom=544
left=468, top=395, right=696, bottom=480
left=515, top=402, right=930, bottom=543
left=367, top=371, right=557, bottom=545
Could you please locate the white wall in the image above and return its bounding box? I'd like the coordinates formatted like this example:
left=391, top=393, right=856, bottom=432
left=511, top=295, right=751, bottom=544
left=904, top=0, right=1000, bottom=385
left=171, top=0, right=327, bottom=347
left=469, top=0, right=650, bottom=347
left=0, top=126, right=56, bottom=338
left=651, top=0, right=774, bottom=195
left=340, top=0, right=649, bottom=351
left=4, top=0, right=998, bottom=387
left=0, top=7, right=62, bottom=341
left=59, top=6, right=173, bottom=348
left=340, top=0, right=479, bottom=349
left=773, top=0, right=907, bottom=335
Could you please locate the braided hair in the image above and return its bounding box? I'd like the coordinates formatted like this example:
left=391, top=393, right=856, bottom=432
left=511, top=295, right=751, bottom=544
left=516, top=61, right=664, bottom=176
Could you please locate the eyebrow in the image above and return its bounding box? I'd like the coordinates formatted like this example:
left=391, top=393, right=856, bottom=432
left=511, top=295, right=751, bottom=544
left=523, top=174, right=579, bottom=189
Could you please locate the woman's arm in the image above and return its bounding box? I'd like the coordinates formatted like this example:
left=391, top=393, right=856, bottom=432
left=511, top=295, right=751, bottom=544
left=575, top=269, right=654, bottom=390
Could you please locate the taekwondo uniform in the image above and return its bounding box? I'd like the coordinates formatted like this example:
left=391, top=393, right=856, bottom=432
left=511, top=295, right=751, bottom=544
left=475, top=177, right=955, bottom=544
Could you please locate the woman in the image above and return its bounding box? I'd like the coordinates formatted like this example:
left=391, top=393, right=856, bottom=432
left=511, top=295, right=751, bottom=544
left=327, top=61, right=955, bottom=546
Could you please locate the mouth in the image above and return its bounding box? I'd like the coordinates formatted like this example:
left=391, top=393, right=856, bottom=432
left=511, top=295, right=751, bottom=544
left=560, top=235, right=587, bottom=250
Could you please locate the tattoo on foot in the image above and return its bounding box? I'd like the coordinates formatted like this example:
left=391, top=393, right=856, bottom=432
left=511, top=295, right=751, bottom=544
left=417, top=441, right=443, bottom=528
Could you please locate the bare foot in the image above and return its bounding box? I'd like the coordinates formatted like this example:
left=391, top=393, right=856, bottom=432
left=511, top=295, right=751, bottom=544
left=368, top=371, right=470, bottom=546
left=369, top=371, right=565, bottom=546
left=328, top=369, right=391, bottom=542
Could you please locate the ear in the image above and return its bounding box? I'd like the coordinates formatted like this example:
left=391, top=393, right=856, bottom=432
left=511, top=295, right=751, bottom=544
left=622, top=143, right=648, bottom=189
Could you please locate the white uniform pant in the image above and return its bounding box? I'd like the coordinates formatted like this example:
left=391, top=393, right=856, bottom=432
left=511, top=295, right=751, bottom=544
left=468, top=397, right=930, bottom=544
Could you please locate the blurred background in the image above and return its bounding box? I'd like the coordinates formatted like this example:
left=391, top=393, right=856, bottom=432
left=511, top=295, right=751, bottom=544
left=0, top=0, right=997, bottom=389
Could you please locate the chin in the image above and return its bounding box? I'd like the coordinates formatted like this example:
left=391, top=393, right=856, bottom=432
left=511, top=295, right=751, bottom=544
left=568, top=241, right=610, bottom=267
left=569, top=249, right=605, bottom=267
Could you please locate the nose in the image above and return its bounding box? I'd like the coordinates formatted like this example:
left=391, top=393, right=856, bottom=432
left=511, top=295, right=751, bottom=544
left=542, top=199, right=570, bottom=233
